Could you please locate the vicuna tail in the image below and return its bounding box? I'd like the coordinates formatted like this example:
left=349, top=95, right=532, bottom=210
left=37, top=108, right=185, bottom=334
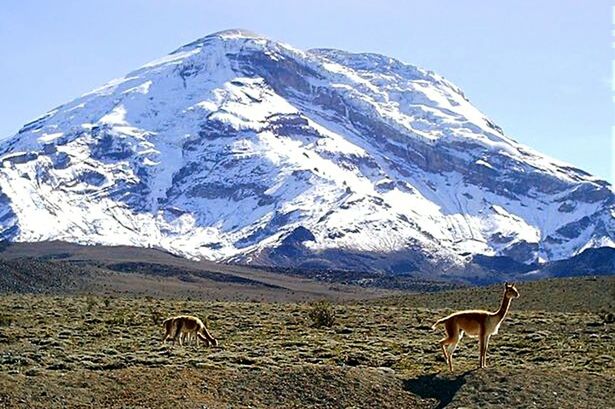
left=431, top=318, right=447, bottom=330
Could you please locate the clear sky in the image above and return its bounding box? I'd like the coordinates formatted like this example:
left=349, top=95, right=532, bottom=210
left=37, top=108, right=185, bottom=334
left=1, top=0, right=612, bottom=183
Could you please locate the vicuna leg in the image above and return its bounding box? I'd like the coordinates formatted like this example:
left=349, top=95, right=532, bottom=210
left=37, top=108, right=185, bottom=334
left=448, top=331, right=463, bottom=360
left=479, top=333, right=488, bottom=368
left=162, top=320, right=177, bottom=345
left=173, top=323, right=183, bottom=346
left=439, top=341, right=450, bottom=369
left=446, top=331, right=462, bottom=371
left=439, top=335, right=451, bottom=369
left=439, top=320, right=460, bottom=371
left=482, top=335, right=491, bottom=368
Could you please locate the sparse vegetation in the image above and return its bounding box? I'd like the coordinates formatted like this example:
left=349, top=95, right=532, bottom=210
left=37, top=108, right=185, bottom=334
left=0, top=242, right=396, bottom=302
left=0, top=276, right=613, bottom=407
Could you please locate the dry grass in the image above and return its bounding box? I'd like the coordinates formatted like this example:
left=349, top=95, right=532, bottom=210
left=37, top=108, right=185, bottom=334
left=0, top=276, right=613, bottom=408
left=377, top=275, right=615, bottom=313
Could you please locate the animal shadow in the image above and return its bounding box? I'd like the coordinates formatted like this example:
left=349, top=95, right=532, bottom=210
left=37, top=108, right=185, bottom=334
left=403, top=371, right=470, bottom=409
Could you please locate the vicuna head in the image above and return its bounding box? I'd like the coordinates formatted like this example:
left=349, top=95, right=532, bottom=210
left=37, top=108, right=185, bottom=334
left=504, top=282, right=520, bottom=299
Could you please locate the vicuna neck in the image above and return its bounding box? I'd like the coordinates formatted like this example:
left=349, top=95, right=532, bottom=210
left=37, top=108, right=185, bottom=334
left=496, top=293, right=512, bottom=320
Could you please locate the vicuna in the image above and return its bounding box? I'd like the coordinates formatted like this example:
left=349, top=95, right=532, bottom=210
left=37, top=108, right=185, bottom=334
left=432, top=282, right=519, bottom=371
left=162, top=315, right=218, bottom=347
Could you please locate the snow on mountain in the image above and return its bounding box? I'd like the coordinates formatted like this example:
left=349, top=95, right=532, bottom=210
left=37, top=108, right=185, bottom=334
left=1, top=29, right=613, bottom=278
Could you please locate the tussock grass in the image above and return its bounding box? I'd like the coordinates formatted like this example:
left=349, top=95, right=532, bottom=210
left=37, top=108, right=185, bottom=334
left=307, top=300, right=337, bottom=328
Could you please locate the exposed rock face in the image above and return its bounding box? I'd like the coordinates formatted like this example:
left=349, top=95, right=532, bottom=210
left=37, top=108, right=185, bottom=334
left=0, top=29, right=612, bottom=279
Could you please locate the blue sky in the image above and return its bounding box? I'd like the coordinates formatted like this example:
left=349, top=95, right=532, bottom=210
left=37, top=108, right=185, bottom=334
left=0, top=0, right=612, bottom=182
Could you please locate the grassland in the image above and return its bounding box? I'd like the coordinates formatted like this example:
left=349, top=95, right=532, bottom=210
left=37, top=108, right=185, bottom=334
left=0, top=276, right=613, bottom=408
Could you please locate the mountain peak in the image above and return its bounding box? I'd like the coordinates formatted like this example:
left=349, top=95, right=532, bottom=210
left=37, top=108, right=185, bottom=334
left=170, top=28, right=270, bottom=55
left=208, top=28, right=265, bottom=40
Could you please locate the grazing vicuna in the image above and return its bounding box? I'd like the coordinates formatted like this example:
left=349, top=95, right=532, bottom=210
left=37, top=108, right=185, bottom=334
left=162, top=315, right=218, bottom=347
left=432, top=282, right=519, bottom=371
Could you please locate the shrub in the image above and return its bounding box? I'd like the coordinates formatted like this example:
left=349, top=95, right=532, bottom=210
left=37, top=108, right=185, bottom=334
left=0, top=313, right=13, bottom=327
left=109, top=308, right=130, bottom=325
left=148, top=305, right=163, bottom=325
left=85, top=295, right=97, bottom=312
left=102, top=297, right=112, bottom=309
left=308, top=300, right=336, bottom=328
left=599, top=309, right=614, bottom=324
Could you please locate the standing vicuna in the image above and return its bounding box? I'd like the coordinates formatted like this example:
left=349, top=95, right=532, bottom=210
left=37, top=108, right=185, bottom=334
left=432, top=282, right=519, bottom=371
left=162, top=315, right=218, bottom=347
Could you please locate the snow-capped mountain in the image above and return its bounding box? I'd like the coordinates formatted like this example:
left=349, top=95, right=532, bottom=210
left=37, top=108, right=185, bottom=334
left=1, top=29, right=613, bottom=278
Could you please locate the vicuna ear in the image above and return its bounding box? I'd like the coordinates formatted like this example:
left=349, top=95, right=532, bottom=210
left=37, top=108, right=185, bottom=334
left=505, top=282, right=510, bottom=287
